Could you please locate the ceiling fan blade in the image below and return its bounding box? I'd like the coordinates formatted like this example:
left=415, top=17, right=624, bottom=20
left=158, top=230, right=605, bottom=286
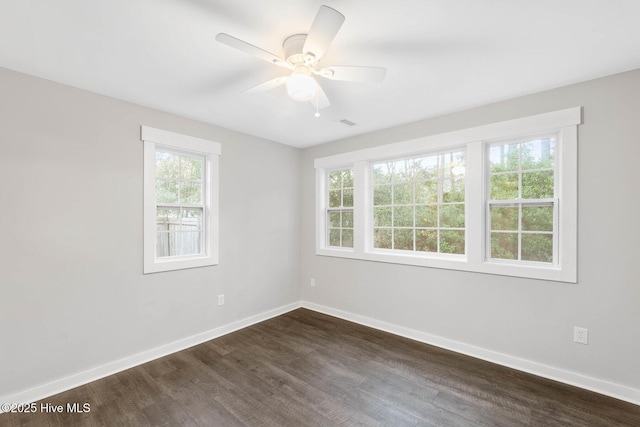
left=303, top=5, right=345, bottom=60
left=318, top=66, right=387, bottom=83
left=215, top=33, right=290, bottom=69
left=243, top=77, right=288, bottom=95
left=310, top=81, right=330, bottom=109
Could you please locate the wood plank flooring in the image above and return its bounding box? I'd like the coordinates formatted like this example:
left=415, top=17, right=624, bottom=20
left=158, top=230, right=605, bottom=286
left=3, top=308, right=640, bottom=426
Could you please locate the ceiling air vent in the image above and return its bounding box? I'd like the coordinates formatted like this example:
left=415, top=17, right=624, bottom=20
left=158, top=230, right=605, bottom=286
left=339, top=119, right=356, bottom=127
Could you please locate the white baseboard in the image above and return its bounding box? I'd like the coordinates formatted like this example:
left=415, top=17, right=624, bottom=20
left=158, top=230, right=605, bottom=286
left=301, top=301, right=640, bottom=407
left=3, top=299, right=638, bottom=412
left=0, top=301, right=302, bottom=412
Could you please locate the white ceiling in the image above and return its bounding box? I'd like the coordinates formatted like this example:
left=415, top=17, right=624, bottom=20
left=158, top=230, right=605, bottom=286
left=2, top=1, right=640, bottom=148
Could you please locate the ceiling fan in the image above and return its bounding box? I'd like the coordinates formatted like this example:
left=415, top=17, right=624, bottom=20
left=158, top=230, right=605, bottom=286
left=215, top=5, right=386, bottom=115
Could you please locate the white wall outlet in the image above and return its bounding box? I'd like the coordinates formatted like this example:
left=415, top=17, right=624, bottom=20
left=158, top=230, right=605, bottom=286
left=218, top=294, right=225, bottom=306
left=310, top=278, right=316, bottom=287
left=574, top=327, right=588, bottom=344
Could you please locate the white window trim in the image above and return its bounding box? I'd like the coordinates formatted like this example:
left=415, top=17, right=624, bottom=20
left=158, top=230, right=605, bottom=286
left=141, top=126, right=221, bottom=274
left=314, top=107, right=580, bottom=283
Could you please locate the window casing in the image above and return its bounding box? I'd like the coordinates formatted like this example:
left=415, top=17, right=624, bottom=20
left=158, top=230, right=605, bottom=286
left=141, top=126, right=220, bottom=274
left=314, top=108, right=579, bottom=282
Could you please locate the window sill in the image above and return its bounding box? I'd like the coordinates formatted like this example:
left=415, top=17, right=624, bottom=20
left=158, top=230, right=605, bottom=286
left=316, top=248, right=574, bottom=283
left=144, top=255, right=218, bottom=274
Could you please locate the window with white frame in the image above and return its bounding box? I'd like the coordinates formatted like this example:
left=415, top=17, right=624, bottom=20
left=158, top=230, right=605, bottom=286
left=371, top=151, right=466, bottom=254
left=327, top=168, right=354, bottom=248
left=487, top=135, right=556, bottom=263
left=314, top=108, right=579, bottom=282
left=141, top=126, right=220, bottom=274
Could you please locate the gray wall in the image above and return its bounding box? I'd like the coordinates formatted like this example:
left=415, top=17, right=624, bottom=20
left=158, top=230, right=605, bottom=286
left=0, top=67, right=301, bottom=396
left=2, top=64, right=639, bottom=400
left=300, top=69, right=640, bottom=392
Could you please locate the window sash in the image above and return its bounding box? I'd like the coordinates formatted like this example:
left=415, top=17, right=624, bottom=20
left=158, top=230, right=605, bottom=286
left=486, top=199, right=558, bottom=265
left=369, top=149, right=466, bottom=256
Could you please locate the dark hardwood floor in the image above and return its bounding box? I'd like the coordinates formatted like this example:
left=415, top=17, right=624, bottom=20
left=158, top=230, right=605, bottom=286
left=3, top=308, right=640, bottom=426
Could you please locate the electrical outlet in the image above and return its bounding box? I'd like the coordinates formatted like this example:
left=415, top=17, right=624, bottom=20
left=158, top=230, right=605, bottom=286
left=310, top=278, right=316, bottom=287
left=574, top=327, right=588, bottom=344
left=218, top=294, right=225, bottom=306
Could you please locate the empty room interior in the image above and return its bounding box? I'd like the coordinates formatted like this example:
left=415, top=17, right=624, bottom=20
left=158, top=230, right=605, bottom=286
left=2, top=1, right=640, bottom=425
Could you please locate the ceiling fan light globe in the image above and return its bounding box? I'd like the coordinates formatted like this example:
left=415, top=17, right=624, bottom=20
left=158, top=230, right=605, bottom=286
left=287, top=74, right=316, bottom=101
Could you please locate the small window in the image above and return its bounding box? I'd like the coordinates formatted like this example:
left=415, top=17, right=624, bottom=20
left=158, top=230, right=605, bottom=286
left=326, top=168, right=354, bottom=248
left=141, top=126, right=220, bottom=274
left=371, top=150, right=466, bottom=254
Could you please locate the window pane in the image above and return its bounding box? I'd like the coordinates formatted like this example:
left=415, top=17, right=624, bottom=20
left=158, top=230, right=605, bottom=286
left=329, top=211, right=341, bottom=227
left=522, top=171, right=554, bottom=199
left=491, top=206, right=519, bottom=231
left=443, top=177, right=465, bottom=203
left=522, top=206, right=553, bottom=232
left=329, top=170, right=342, bottom=189
left=393, top=206, right=413, bottom=227
left=156, top=178, right=179, bottom=204
left=393, top=183, right=413, bottom=204
left=416, top=229, right=437, bottom=252
left=374, top=207, right=392, bottom=227
left=374, top=185, right=392, bottom=205
left=440, top=230, right=465, bottom=254
left=156, top=208, right=179, bottom=235
left=342, top=229, right=354, bottom=248
left=180, top=155, right=203, bottom=181
left=413, top=156, right=438, bottom=180
left=372, top=163, right=392, bottom=184
left=415, top=205, right=437, bottom=227
left=342, top=169, right=353, bottom=188
left=415, top=181, right=437, bottom=204
left=440, top=204, right=465, bottom=228
left=522, top=138, right=554, bottom=170
left=374, top=228, right=392, bottom=249
left=342, top=188, right=354, bottom=207
left=180, top=182, right=202, bottom=204
left=329, top=228, right=341, bottom=246
left=522, top=233, right=553, bottom=262
left=394, top=229, right=414, bottom=251
left=182, top=208, right=203, bottom=230
left=341, top=211, right=353, bottom=228
left=156, top=232, right=170, bottom=257
left=329, top=189, right=341, bottom=208
left=490, top=173, right=519, bottom=200
left=490, top=143, right=519, bottom=173
left=155, top=151, right=180, bottom=179
left=392, top=160, right=411, bottom=182
left=179, top=231, right=201, bottom=256
left=491, top=232, right=518, bottom=260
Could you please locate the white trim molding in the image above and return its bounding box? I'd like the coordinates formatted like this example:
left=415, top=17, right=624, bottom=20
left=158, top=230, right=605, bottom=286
left=140, top=126, right=221, bottom=274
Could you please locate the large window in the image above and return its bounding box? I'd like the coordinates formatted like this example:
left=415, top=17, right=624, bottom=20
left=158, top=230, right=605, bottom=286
left=141, top=126, right=220, bottom=274
left=372, top=151, right=465, bottom=254
left=314, top=108, right=579, bottom=282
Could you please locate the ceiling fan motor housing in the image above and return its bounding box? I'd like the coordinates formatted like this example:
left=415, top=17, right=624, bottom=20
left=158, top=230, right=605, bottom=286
left=283, top=34, right=315, bottom=66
